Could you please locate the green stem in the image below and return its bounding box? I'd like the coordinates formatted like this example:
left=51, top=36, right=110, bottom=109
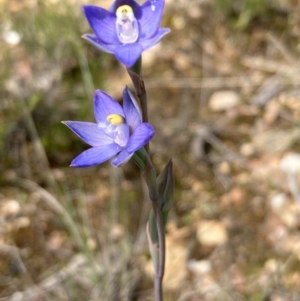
left=130, top=56, right=142, bottom=75
left=153, top=202, right=165, bottom=301
left=142, top=155, right=165, bottom=301
left=129, top=58, right=165, bottom=301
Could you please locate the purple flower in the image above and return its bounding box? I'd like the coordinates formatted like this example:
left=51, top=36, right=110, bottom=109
left=63, top=87, right=154, bottom=167
left=82, top=0, right=170, bottom=67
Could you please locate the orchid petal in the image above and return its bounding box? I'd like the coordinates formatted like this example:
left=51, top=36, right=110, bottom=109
left=94, top=90, right=125, bottom=124
left=83, top=5, right=119, bottom=44
left=82, top=34, right=118, bottom=53
left=126, top=123, right=154, bottom=153
left=63, top=121, right=113, bottom=147
left=114, top=43, right=142, bottom=67
left=71, top=144, right=122, bottom=167
left=123, top=87, right=142, bottom=132
left=111, top=148, right=133, bottom=166
left=139, top=28, right=170, bottom=50
left=137, top=0, right=165, bottom=39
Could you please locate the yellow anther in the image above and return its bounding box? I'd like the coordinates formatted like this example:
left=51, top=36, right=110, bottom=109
left=116, top=5, right=133, bottom=17
left=107, top=114, right=124, bottom=125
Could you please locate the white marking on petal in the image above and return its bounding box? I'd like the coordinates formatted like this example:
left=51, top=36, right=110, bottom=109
left=116, top=5, right=139, bottom=44
left=113, top=123, right=130, bottom=147
left=98, top=120, right=130, bottom=148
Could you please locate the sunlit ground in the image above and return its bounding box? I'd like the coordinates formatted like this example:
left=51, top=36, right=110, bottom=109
left=1, top=0, right=300, bottom=300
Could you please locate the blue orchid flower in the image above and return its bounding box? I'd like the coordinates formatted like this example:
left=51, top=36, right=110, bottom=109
left=82, top=0, right=170, bottom=67
left=63, top=87, right=154, bottom=167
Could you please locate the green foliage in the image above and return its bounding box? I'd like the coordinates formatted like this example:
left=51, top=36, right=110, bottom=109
left=0, top=0, right=117, bottom=168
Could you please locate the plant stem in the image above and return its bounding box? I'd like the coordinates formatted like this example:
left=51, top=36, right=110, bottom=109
left=129, top=58, right=165, bottom=301
left=153, top=201, right=165, bottom=301
left=127, top=57, right=149, bottom=153
left=143, top=156, right=165, bottom=301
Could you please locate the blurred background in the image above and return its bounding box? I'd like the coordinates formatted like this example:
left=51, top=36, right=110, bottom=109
left=1, top=0, right=300, bottom=300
